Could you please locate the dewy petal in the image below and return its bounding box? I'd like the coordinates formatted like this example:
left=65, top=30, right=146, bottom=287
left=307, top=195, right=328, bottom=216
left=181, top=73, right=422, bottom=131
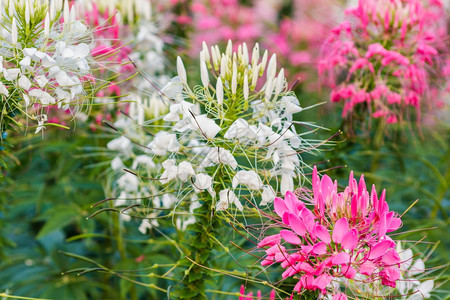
left=280, top=229, right=302, bottom=245
left=332, top=218, right=349, bottom=244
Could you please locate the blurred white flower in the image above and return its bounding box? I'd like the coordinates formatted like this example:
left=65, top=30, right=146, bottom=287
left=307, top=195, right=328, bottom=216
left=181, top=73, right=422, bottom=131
left=107, top=136, right=133, bottom=155
left=148, top=131, right=180, bottom=156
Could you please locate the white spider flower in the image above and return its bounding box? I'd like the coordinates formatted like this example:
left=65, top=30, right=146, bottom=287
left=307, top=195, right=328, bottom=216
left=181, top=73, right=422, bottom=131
left=148, top=131, right=180, bottom=156
left=103, top=41, right=328, bottom=225
left=201, top=147, right=237, bottom=170
left=232, top=170, right=263, bottom=190
left=117, top=172, right=139, bottom=193
left=191, top=114, right=221, bottom=139
left=194, top=173, right=215, bottom=197
left=0, top=0, right=95, bottom=136
left=260, top=185, right=276, bottom=206
left=111, top=156, right=125, bottom=171
left=177, top=161, right=196, bottom=182
left=131, top=155, right=156, bottom=170
left=107, top=136, right=133, bottom=155
left=224, top=118, right=257, bottom=140
left=216, top=189, right=242, bottom=211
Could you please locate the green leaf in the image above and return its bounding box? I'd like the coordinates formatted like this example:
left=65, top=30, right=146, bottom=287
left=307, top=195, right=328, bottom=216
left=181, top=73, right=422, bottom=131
left=36, top=205, right=81, bottom=239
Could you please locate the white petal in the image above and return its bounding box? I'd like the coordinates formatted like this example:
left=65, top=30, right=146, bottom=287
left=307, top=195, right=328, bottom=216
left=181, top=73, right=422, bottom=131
left=0, top=82, right=9, bottom=96
left=232, top=170, right=262, bottom=190
left=280, top=173, right=294, bottom=194
left=260, top=185, right=276, bottom=206
left=18, top=75, right=32, bottom=90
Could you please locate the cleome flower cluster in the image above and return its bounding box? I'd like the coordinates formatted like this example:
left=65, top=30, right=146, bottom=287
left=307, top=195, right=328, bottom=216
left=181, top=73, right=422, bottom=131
left=319, top=0, right=447, bottom=126
left=0, top=0, right=94, bottom=149
left=107, top=41, right=327, bottom=228
left=258, top=166, right=403, bottom=298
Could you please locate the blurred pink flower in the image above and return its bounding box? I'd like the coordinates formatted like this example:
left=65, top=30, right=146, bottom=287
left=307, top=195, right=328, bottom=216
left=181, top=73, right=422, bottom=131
left=319, top=0, right=448, bottom=126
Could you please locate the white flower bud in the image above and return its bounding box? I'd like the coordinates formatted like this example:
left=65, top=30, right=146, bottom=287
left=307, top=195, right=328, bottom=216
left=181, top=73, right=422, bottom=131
left=274, top=68, right=285, bottom=99
left=11, top=18, right=17, bottom=44
left=251, top=43, right=260, bottom=65
left=243, top=72, right=249, bottom=101
left=176, top=56, right=187, bottom=84
left=242, top=42, right=249, bottom=66
left=200, top=51, right=209, bottom=88
left=251, top=64, right=259, bottom=91
left=202, top=41, right=210, bottom=68
left=266, top=54, right=277, bottom=80
left=63, top=0, right=69, bottom=30
left=265, top=78, right=274, bottom=102
left=8, top=0, right=13, bottom=17
left=231, top=61, right=237, bottom=95
left=49, top=0, right=55, bottom=20
left=44, top=12, right=50, bottom=37
left=25, top=0, right=30, bottom=26
left=226, top=40, right=232, bottom=58
left=220, top=54, right=227, bottom=78
left=216, top=77, right=223, bottom=106
left=259, top=50, right=268, bottom=76
left=210, top=45, right=218, bottom=71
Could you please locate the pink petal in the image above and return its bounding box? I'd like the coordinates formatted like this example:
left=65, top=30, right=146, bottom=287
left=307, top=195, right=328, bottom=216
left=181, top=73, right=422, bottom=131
left=359, top=260, right=376, bottom=276
left=333, top=293, right=348, bottom=300
left=289, top=213, right=306, bottom=237
left=332, top=218, right=349, bottom=244
left=332, top=252, right=350, bottom=265
left=258, top=234, right=281, bottom=248
left=342, top=264, right=357, bottom=279
left=280, top=229, right=302, bottom=245
left=315, top=224, right=331, bottom=244
left=368, top=240, right=392, bottom=260
left=274, top=197, right=288, bottom=218
left=341, top=229, right=358, bottom=250
left=314, top=273, right=332, bottom=291
left=381, top=248, right=401, bottom=266
left=312, top=241, right=328, bottom=255
left=284, top=191, right=299, bottom=213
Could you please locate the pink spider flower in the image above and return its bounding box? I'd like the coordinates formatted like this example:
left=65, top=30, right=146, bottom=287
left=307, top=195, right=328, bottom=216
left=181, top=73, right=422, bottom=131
left=238, top=285, right=292, bottom=300
left=258, top=166, right=403, bottom=297
left=319, top=0, right=448, bottom=128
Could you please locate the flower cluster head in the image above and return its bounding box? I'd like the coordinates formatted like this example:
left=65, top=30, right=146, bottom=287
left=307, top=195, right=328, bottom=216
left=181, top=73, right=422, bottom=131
left=319, top=0, right=447, bottom=127
left=0, top=0, right=94, bottom=145
left=106, top=40, right=326, bottom=228
left=258, top=167, right=403, bottom=298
